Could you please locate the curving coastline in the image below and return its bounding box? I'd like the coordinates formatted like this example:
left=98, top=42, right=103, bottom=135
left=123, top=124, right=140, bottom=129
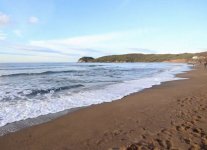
left=0, top=66, right=207, bottom=149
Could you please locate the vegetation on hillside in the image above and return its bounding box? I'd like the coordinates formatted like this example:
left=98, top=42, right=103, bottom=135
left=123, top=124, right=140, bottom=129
left=78, top=57, right=95, bottom=62
left=94, top=53, right=194, bottom=62
left=78, top=52, right=207, bottom=63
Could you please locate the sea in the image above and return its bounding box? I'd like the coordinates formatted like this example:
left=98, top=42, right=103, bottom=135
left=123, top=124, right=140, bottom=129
left=0, top=62, right=191, bottom=133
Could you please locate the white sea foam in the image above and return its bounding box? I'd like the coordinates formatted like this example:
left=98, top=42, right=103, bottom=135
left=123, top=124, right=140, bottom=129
left=0, top=63, right=190, bottom=127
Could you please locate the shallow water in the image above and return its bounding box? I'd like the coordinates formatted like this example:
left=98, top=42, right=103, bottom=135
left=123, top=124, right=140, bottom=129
left=0, top=62, right=190, bottom=127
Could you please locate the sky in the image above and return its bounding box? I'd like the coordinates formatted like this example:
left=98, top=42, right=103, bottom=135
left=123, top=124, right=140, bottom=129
left=0, top=0, right=207, bottom=62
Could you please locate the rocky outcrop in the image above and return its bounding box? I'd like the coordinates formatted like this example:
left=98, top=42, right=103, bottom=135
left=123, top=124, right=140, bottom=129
left=78, top=57, right=95, bottom=62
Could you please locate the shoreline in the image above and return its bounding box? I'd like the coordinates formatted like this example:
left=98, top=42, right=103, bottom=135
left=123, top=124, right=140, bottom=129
left=0, top=66, right=207, bottom=149
left=0, top=63, right=190, bottom=136
left=0, top=107, right=83, bottom=136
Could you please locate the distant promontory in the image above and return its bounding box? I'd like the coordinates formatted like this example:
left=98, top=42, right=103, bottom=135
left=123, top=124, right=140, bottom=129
left=78, top=57, right=95, bottom=62
left=78, top=52, right=207, bottom=63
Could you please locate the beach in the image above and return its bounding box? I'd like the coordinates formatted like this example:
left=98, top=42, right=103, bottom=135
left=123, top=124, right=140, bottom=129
left=0, top=66, right=207, bottom=150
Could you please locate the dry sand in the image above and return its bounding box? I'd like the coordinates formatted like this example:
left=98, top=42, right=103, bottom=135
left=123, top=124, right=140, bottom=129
left=0, top=66, right=207, bottom=150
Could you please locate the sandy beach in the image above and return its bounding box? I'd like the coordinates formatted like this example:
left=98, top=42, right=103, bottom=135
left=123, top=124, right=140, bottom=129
left=0, top=66, right=207, bottom=150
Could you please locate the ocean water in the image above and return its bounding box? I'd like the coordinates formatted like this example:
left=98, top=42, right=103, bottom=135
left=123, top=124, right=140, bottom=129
left=0, top=62, right=191, bottom=127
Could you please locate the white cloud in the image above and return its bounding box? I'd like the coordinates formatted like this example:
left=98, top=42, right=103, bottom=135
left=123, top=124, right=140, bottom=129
left=30, top=29, right=156, bottom=57
left=30, top=29, right=146, bottom=49
left=13, top=29, right=23, bottom=37
left=29, top=31, right=129, bottom=57
left=31, top=32, right=122, bottom=48
left=0, top=12, right=10, bottom=26
left=30, top=32, right=134, bottom=59
left=0, top=31, right=7, bottom=40
left=0, top=40, right=76, bottom=62
left=28, top=16, right=39, bottom=24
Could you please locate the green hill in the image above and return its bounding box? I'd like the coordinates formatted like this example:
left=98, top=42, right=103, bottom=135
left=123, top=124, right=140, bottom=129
left=78, top=53, right=197, bottom=63
left=95, top=53, right=194, bottom=62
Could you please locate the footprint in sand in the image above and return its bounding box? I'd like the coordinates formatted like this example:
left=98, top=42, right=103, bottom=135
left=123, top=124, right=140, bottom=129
left=175, top=125, right=186, bottom=132
left=201, top=107, right=206, bottom=111
left=165, top=140, right=173, bottom=149
left=154, top=138, right=173, bottom=149
left=192, top=127, right=201, bottom=134
left=197, top=115, right=202, bottom=119
left=155, top=138, right=165, bottom=147
left=160, top=129, right=173, bottom=138
left=183, top=138, right=191, bottom=144
left=183, top=125, right=191, bottom=131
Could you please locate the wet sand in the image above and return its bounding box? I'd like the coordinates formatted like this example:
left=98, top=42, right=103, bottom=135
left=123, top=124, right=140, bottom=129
left=0, top=66, right=207, bottom=150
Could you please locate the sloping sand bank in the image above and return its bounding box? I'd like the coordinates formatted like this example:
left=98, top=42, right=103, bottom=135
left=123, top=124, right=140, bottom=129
left=0, top=66, right=207, bottom=150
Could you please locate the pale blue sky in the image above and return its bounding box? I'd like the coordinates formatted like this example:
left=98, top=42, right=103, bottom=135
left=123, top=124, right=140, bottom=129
left=0, top=0, right=207, bottom=62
